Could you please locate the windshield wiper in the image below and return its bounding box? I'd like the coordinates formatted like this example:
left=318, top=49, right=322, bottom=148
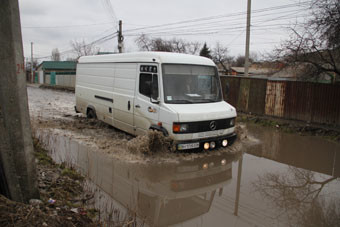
left=168, top=100, right=194, bottom=104
left=192, top=98, right=218, bottom=103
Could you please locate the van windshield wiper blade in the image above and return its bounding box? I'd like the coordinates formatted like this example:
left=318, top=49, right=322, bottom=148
left=192, top=98, right=218, bottom=103
left=169, top=100, right=194, bottom=104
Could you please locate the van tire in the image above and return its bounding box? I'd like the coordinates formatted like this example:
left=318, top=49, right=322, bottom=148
left=86, top=108, right=97, bottom=119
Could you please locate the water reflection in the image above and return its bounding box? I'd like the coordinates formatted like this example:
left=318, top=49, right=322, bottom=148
left=246, top=124, right=340, bottom=226
left=36, top=124, right=340, bottom=227
left=109, top=154, right=240, bottom=226
left=246, top=123, right=340, bottom=177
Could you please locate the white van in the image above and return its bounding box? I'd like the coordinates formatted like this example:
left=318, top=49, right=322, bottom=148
left=75, top=52, right=237, bottom=151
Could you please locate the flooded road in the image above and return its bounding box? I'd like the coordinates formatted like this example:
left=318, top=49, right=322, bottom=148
left=35, top=123, right=340, bottom=227
left=29, top=87, right=340, bottom=226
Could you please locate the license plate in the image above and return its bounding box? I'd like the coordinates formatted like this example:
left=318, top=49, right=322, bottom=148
left=178, top=142, right=200, bottom=150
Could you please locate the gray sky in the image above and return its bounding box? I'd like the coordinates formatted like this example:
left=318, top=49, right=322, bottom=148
left=19, top=0, right=311, bottom=62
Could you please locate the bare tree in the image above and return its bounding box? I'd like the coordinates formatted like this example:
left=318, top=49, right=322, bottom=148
left=135, top=35, right=201, bottom=55
left=274, top=0, right=340, bottom=82
left=186, top=41, right=201, bottom=55
left=212, top=42, right=233, bottom=73
left=233, top=55, right=254, bottom=67
left=135, top=34, right=151, bottom=51
left=150, top=38, right=173, bottom=52
left=51, top=48, right=60, bottom=61
left=71, top=39, right=100, bottom=58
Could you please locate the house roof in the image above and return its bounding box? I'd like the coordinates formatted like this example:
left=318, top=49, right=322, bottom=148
left=38, top=61, right=77, bottom=70
left=231, top=66, right=272, bottom=75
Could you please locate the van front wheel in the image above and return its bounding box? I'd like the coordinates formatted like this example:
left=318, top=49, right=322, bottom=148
left=86, top=108, right=97, bottom=119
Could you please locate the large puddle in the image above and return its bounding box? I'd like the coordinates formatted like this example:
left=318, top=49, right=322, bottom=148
left=35, top=123, right=340, bottom=227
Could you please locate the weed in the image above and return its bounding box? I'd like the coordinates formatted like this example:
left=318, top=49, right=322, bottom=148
left=61, top=168, right=84, bottom=181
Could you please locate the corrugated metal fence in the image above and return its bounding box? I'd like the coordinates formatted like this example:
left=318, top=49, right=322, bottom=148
left=221, top=76, right=340, bottom=126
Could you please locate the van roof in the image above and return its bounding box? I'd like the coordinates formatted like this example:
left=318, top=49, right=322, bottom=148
left=78, top=52, right=216, bottom=66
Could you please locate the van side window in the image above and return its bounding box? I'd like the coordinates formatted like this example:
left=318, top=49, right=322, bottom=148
left=139, top=73, right=152, bottom=97
left=139, top=73, right=159, bottom=99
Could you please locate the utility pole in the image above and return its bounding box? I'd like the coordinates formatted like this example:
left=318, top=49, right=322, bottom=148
left=118, top=20, right=123, bottom=53
left=0, top=0, right=39, bottom=202
left=244, top=0, right=252, bottom=77
left=31, top=42, right=33, bottom=81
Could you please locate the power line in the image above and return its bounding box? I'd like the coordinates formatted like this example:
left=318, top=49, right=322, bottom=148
left=35, top=32, right=118, bottom=60
left=101, top=0, right=118, bottom=30
left=22, top=21, right=113, bottom=29
left=123, top=1, right=312, bottom=34
left=124, top=8, right=309, bottom=35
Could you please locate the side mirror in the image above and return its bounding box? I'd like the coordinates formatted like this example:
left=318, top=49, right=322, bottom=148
left=150, top=86, right=160, bottom=104
left=150, top=97, right=160, bottom=104
left=225, top=83, right=230, bottom=96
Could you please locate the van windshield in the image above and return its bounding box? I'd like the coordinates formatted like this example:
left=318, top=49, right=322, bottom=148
left=162, top=64, right=222, bottom=104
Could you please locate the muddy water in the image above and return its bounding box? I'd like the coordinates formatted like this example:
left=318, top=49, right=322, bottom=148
left=35, top=124, right=340, bottom=227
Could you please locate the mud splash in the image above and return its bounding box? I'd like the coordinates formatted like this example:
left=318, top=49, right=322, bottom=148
left=127, top=130, right=175, bottom=154
left=32, top=114, right=254, bottom=163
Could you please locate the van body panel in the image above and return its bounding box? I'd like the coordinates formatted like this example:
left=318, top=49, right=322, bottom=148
left=158, top=104, right=179, bottom=135
left=165, top=101, right=236, bottom=122
left=78, top=52, right=216, bottom=67
left=112, top=63, right=137, bottom=134
left=76, top=63, right=115, bottom=125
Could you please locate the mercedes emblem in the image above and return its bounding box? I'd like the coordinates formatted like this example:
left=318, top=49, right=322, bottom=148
left=209, top=121, right=217, bottom=130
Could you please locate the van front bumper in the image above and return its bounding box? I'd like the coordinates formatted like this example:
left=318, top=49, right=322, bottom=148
left=176, top=133, right=237, bottom=151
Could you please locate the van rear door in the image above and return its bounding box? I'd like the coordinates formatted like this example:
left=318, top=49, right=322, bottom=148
left=134, top=64, right=160, bottom=135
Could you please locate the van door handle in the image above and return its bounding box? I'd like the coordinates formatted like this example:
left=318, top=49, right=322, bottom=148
left=135, top=104, right=140, bottom=108
left=148, top=107, right=154, bottom=112
left=128, top=101, right=131, bottom=110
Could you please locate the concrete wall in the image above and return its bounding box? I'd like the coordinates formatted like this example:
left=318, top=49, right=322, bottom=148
left=44, top=74, right=50, bottom=84
left=56, top=74, right=75, bottom=88
left=41, top=73, right=75, bottom=88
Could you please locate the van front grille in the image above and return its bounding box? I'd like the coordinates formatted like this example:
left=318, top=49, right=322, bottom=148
left=173, top=118, right=235, bottom=134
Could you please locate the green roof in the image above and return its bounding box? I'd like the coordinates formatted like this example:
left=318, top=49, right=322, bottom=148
left=40, top=61, right=77, bottom=70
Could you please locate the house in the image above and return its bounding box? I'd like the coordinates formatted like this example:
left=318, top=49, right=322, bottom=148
left=230, top=67, right=272, bottom=76
left=270, top=63, right=335, bottom=83
left=35, top=61, right=77, bottom=88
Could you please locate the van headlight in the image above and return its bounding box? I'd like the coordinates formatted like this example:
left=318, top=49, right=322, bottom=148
left=173, top=123, right=189, bottom=133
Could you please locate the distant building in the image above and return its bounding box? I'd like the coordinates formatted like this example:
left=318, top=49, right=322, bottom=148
left=35, top=61, right=77, bottom=87
left=270, top=64, right=334, bottom=83
left=230, top=66, right=272, bottom=76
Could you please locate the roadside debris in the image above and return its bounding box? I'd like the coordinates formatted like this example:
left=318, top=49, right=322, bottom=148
left=0, top=139, right=100, bottom=226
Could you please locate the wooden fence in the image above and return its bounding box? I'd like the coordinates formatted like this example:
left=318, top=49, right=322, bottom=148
left=221, top=76, right=340, bottom=126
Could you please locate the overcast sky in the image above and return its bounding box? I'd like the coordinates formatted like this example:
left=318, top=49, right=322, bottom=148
left=18, top=0, right=311, bottom=62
